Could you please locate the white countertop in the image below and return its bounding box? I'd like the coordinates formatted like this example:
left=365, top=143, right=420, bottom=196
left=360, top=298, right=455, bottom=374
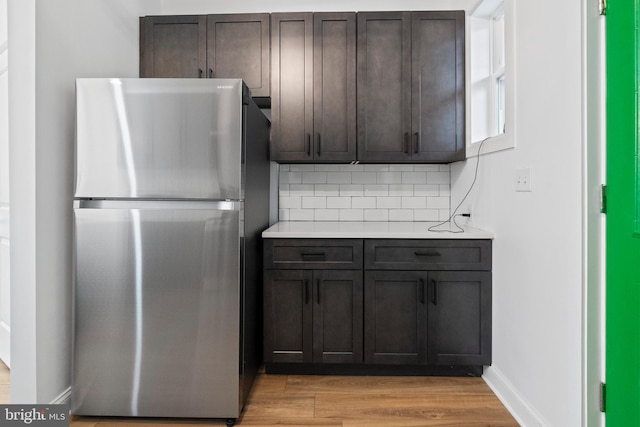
left=262, top=221, right=494, bottom=239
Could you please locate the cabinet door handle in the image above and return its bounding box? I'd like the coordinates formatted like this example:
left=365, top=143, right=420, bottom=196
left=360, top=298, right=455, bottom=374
left=317, top=133, right=322, bottom=157
left=305, top=279, right=310, bottom=305
left=404, top=132, right=409, bottom=154
left=419, top=278, right=425, bottom=304
left=306, top=134, right=311, bottom=157
left=198, top=68, right=203, bottom=78
left=413, top=132, right=420, bottom=154
left=316, top=279, right=321, bottom=305
left=301, top=252, right=326, bottom=261
left=414, top=251, right=441, bottom=257
left=208, top=67, right=214, bottom=78
left=430, top=279, right=437, bottom=305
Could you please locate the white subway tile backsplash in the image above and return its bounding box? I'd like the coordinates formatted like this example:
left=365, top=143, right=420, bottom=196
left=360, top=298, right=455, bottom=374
left=289, top=209, right=314, bottom=221
left=351, top=172, right=378, bottom=184
left=352, top=197, right=376, bottom=209
left=414, top=209, right=441, bottom=221
left=402, top=196, right=427, bottom=209
left=389, top=209, right=415, bottom=221
left=302, top=171, right=327, bottom=184
left=302, top=196, right=327, bottom=209
left=426, top=171, right=450, bottom=184
left=377, top=172, right=403, bottom=184
left=402, top=171, right=428, bottom=184
left=339, top=184, right=364, bottom=196
left=389, top=184, right=414, bottom=196
left=377, top=196, right=402, bottom=209
left=327, top=197, right=351, bottom=209
left=327, top=172, right=352, bottom=184
left=289, top=184, right=315, bottom=196
left=278, top=163, right=451, bottom=222
left=414, top=184, right=440, bottom=197
left=364, top=184, right=389, bottom=196
left=314, top=209, right=340, bottom=221
left=364, top=209, right=389, bottom=221
left=339, top=209, right=364, bottom=221
left=314, top=184, right=340, bottom=196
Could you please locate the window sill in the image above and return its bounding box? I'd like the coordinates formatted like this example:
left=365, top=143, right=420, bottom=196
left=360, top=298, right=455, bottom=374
left=467, top=133, right=514, bottom=158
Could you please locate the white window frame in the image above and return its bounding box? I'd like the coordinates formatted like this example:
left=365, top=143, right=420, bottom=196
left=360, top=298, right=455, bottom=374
left=467, top=0, right=515, bottom=157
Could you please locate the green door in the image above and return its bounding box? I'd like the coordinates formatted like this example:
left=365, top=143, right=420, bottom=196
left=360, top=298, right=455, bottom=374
left=606, top=0, right=640, bottom=425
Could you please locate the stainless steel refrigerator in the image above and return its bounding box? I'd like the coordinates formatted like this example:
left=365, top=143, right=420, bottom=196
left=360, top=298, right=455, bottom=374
left=71, top=78, right=270, bottom=424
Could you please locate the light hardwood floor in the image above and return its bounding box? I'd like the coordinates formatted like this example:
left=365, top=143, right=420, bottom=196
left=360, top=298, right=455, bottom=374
left=70, top=374, right=519, bottom=427
left=0, top=360, right=8, bottom=403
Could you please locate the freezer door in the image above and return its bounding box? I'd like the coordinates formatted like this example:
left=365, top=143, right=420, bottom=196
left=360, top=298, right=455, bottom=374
left=72, top=204, right=242, bottom=418
left=75, top=78, right=244, bottom=200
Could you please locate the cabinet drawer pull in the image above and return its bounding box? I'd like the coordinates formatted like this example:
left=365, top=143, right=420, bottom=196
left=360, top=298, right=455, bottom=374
left=404, top=132, right=409, bottom=154
left=419, top=278, right=425, bottom=304
left=208, top=67, right=214, bottom=78
left=317, top=133, right=322, bottom=156
left=414, top=132, right=420, bottom=154
left=430, top=279, right=437, bottom=305
left=198, top=68, right=203, bottom=78
left=305, top=279, right=310, bottom=305
left=306, top=134, right=311, bottom=157
left=301, top=252, right=326, bottom=261
left=316, top=279, right=321, bottom=305
left=414, top=251, right=441, bottom=257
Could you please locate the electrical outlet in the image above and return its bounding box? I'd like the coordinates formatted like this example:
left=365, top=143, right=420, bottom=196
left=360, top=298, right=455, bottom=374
left=515, top=168, right=532, bottom=192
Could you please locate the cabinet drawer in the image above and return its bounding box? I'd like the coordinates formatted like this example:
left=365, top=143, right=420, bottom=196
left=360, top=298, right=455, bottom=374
left=365, top=240, right=491, bottom=271
left=264, top=239, right=363, bottom=269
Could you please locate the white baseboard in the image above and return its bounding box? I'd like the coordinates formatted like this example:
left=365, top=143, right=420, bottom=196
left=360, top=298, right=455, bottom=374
left=483, top=366, right=550, bottom=427
left=50, top=386, right=71, bottom=405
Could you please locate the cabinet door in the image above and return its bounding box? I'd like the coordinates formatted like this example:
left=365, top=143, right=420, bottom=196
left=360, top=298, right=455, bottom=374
left=364, top=271, right=427, bottom=364
left=264, top=270, right=313, bottom=363
left=411, top=11, right=465, bottom=162
left=313, top=270, right=363, bottom=363
left=357, top=12, right=412, bottom=162
left=313, top=13, right=357, bottom=162
left=271, top=13, right=314, bottom=162
left=427, top=271, right=491, bottom=365
left=206, top=14, right=270, bottom=97
left=140, top=16, right=206, bottom=78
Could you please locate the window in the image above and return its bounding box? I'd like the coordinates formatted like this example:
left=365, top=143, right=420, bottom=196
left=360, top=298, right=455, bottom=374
left=469, top=0, right=515, bottom=156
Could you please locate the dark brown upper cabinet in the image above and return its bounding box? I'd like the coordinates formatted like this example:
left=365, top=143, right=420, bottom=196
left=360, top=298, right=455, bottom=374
left=140, top=14, right=270, bottom=98
left=270, top=12, right=356, bottom=163
left=140, top=15, right=207, bottom=78
left=357, top=11, right=465, bottom=163
left=206, top=14, right=270, bottom=97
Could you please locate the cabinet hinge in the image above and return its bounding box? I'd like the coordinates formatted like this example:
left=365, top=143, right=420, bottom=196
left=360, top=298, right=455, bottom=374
left=599, top=0, right=607, bottom=15
left=600, top=382, right=607, bottom=412
left=600, top=184, right=607, bottom=214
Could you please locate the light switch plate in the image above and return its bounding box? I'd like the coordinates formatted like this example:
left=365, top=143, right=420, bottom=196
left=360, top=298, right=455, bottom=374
left=515, top=168, right=532, bottom=192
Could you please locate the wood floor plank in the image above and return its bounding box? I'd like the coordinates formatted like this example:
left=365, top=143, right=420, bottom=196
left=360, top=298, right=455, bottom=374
left=284, top=375, right=493, bottom=395
left=239, top=417, right=342, bottom=426
left=315, top=392, right=518, bottom=426
left=242, top=393, right=316, bottom=418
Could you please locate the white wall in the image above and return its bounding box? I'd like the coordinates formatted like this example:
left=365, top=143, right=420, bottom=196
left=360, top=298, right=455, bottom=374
left=451, top=0, right=586, bottom=425
left=9, top=0, right=161, bottom=403
left=160, top=0, right=478, bottom=14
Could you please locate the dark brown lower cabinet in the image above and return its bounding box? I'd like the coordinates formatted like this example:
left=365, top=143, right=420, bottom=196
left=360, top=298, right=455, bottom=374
left=263, top=238, right=492, bottom=375
left=263, top=269, right=363, bottom=364
left=364, top=271, right=428, bottom=364
left=364, top=270, right=491, bottom=366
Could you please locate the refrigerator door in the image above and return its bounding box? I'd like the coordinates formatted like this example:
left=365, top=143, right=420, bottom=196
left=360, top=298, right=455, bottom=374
left=75, top=78, right=244, bottom=200
left=72, top=201, right=242, bottom=418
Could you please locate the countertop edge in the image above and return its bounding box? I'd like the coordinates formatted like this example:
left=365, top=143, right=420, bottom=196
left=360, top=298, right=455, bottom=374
left=261, top=221, right=494, bottom=240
